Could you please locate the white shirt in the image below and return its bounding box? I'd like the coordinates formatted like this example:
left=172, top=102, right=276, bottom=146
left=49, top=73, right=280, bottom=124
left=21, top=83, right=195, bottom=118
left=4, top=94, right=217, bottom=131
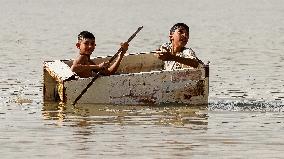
left=160, top=43, right=200, bottom=70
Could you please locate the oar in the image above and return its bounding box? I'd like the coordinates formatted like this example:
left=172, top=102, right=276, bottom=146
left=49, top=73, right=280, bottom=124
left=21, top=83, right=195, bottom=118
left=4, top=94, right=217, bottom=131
left=72, top=26, right=143, bottom=105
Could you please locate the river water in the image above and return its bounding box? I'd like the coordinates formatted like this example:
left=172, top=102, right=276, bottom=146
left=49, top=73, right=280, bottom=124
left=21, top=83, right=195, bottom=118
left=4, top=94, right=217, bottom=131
left=1, top=0, right=284, bottom=158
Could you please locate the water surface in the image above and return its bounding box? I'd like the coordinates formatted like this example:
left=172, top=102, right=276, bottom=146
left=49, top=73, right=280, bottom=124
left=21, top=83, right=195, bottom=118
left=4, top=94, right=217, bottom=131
left=0, top=0, right=284, bottom=158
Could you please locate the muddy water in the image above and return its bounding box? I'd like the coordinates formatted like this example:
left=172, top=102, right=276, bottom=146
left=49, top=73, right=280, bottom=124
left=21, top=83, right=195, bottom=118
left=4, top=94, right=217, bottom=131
left=1, top=0, right=284, bottom=158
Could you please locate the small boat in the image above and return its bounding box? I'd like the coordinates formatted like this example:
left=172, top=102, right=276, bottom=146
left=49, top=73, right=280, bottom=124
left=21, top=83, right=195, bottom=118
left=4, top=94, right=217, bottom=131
left=43, top=52, right=209, bottom=105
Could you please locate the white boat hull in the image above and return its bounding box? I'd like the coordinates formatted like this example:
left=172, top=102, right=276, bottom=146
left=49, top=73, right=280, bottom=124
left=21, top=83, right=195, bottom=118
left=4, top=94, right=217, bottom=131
left=43, top=52, right=209, bottom=105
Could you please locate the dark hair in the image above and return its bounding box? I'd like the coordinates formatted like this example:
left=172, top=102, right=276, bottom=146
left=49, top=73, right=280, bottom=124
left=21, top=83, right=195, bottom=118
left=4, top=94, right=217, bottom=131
left=169, top=23, right=189, bottom=35
left=78, top=31, right=95, bottom=41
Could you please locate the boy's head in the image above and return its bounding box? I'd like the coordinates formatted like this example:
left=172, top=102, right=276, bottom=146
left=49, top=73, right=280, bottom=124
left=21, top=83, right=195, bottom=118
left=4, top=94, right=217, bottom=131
left=169, top=23, right=189, bottom=35
left=169, top=23, right=190, bottom=47
left=78, top=31, right=95, bottom=42
left=76, top=31, right=96, bottom=55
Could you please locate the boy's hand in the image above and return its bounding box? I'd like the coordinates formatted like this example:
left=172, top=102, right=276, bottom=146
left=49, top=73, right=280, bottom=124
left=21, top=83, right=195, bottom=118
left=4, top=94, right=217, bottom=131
left=120, top=42, right=129, bottom=54
left=155, top=46, right=174, bottom=61
left=98, top=61, right=110, bottom=71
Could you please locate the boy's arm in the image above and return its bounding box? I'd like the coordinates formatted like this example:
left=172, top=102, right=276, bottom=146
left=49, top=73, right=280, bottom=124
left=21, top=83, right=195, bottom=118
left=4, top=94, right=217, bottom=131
left=103, top=42, right=128, bottom=75
left=71, top=56, right=102, bottom=73
left=155, top=46, right=200, bottom=68
left=105, top=52, right=125, bottom=75
left=175, top=56, right=199, bottom=68
left=156, top=51, right=199, bottom=68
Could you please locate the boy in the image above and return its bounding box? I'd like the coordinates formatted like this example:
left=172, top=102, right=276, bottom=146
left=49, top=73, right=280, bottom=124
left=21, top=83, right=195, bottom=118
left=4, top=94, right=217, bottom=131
left=71, top=31, right=128, bottom=78
left=155, top=23, right=204, bottom=70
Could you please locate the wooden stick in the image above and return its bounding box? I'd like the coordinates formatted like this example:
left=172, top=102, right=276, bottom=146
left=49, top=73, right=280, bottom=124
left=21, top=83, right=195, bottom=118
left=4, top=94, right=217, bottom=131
left=72, top=26, right=143, bottom=105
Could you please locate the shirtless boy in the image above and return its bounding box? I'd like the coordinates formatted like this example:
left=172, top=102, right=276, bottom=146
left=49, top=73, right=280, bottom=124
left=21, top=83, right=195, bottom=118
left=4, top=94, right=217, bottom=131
left=71, top=31, right=128, bottom=78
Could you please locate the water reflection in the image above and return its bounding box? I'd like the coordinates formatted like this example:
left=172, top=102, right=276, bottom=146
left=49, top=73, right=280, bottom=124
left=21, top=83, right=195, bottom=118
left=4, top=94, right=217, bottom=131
left=41, top=102, right=209, bottom=158
left=42, top=102, right=208, bottom=128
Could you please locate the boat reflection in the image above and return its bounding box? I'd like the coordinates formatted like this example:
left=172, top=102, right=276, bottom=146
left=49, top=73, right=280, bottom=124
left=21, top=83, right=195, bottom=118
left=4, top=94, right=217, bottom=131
left=42, top=102, right=208, bottom=128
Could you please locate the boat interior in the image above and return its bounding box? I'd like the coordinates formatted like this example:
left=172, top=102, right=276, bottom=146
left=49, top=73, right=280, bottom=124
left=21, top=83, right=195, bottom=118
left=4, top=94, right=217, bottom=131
left=63, top=52, right=165, bottom=75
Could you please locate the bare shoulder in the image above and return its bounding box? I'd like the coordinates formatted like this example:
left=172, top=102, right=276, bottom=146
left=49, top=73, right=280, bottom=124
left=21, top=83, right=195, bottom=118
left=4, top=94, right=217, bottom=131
left=73, top=55, right=88, bottom=65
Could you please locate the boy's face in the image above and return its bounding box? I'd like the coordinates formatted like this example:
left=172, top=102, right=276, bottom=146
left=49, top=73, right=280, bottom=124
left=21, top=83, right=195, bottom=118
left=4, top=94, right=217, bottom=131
left=169, top=26, right=189, bottom=48
left=76, top=38, right=96, bottom=55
